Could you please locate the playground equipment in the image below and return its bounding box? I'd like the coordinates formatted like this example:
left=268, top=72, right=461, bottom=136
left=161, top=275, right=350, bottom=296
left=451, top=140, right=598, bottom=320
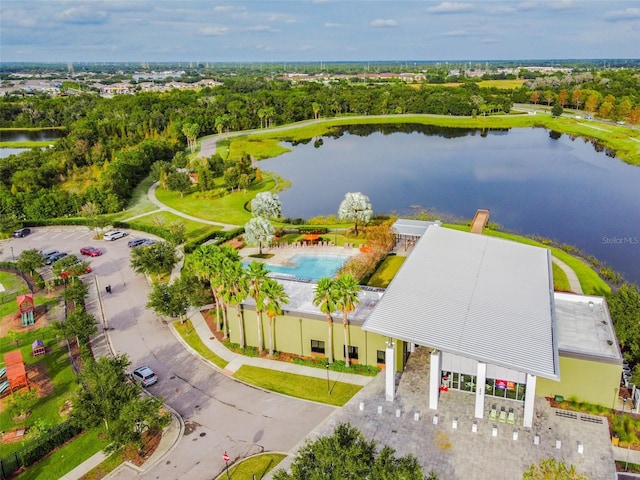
left=32, top=339, right=45, bottom=357
left=17, top=293, right=35, bottom=327
left=2, top=350, right=28, bottom=394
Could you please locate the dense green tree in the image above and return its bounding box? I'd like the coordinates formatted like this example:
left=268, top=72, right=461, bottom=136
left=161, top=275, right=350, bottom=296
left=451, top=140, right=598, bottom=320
left=273, top=423, right=434, bottom=480
left=552, top=103, right=564, bottom=117
left=607, top=283, right=640, bottom=363
left=16, top=248, right=44, bottom=275
left=130, top=241, right=178, bottom=277
left=55, top=307, right=97, bottom=343
left=522, top=458, right=590, bottom=480
left=166, top=171, right=192, bottom=197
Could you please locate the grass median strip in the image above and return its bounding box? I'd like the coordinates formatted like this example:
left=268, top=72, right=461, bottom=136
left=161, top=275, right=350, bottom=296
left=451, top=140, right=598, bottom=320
left=215, top=453, right=287, bottom=480
left=173, top=320, right=229, bottom=370
left=232, top=365, right=361, bottom=406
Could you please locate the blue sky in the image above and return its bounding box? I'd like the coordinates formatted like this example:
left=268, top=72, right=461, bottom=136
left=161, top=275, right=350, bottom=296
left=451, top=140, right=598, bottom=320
left=1, top=1, right=639, bottom=63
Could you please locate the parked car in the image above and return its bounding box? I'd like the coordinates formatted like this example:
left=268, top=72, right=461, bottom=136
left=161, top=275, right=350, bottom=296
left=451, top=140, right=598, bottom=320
left=45, top=252, right=67, bottom=265
left=131, top=366, right=158, bottom=387
left=80, top=246, right=102, bottom=257
left=13, top=227, right=31, bottom=238
left=127, top=238, right=148, bottom=248
left=42, top=249, right=59, bottom=261
left=103, top=230, right=128, bottom=241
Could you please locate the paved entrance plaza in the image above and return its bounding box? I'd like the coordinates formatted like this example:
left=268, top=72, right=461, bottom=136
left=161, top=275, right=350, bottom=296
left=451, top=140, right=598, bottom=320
left=269, top=346, right=616, bottom=480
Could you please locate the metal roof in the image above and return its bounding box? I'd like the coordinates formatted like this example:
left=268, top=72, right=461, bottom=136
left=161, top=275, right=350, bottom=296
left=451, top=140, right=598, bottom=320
left=392, top=219, right=441, bottom=237
left=363, top=226, right=559, bottom=379
left=554, top=292, right=622, bottom=362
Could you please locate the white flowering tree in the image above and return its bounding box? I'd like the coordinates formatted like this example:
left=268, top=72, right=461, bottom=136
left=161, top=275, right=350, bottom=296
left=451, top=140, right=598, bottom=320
left=251, top=192, right=282, bottom=219
left=244, top=216, right=275, bottom=255
left=338, top=192, right=373, bottom=235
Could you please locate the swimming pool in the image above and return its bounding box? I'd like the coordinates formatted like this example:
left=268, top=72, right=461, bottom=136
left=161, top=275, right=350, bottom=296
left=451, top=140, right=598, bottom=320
left=245, top=254, right=350, bottom=281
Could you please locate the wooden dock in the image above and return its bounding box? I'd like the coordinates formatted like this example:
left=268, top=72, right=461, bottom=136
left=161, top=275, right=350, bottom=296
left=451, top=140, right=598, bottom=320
left=470, top=209, right=490, bottom=233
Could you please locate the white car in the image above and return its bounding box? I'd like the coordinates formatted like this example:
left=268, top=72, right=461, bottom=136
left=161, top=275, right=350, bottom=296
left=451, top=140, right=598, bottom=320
left=131, top=366, right=158, bottom=387
left=103, top=230, right=128, bottom=241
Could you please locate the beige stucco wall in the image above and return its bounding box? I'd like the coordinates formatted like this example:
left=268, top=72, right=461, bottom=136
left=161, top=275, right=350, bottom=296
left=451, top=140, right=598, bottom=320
left=536, top=354, right=621, bottom=409
left=228, top=306, right=403, bottom=371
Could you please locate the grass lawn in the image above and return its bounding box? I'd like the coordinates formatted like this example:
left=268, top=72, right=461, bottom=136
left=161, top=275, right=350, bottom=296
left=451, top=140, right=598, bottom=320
left=111, top=175, right=160, bottom=221
left=126, top=210, right=222, bottom=239
left=215, top=453, right=287, bottom=480
left=233, top=365, right=361, bottom=407
left=0, top=271, right=32, bottom=318
left=367, top=255, right=406, bottom=288
left=154, top=175, right=278, bottom=226
left=0, top=325, right=80, bottom=458
left=16, top=427, right=109, bottom=480
left=552, top=262, right=571, bottom=292
left=172, top=320, right=228, bottom=369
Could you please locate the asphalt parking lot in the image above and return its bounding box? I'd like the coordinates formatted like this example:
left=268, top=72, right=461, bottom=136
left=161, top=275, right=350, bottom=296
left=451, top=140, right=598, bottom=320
left=2, top=225, right=336, bottom=480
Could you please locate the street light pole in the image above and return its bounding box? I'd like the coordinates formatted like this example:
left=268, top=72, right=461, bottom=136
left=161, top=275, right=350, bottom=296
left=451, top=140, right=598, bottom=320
left=325, top=362, right=330, bottom=396
left=10, top=246, right=14, bottom=261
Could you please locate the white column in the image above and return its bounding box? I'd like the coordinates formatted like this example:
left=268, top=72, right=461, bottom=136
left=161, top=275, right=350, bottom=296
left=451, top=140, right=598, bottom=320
left=523, top=374, right=537, bottom=428
left=385, top=340, right=396, bottom=402
left=474, top=362, right=487, bottom=419
left=429, top=349, right=441, bottom=410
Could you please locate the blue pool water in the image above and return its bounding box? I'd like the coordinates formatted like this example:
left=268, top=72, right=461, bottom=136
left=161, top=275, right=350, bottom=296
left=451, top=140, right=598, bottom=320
left=245, top=254, right=350, bottom=281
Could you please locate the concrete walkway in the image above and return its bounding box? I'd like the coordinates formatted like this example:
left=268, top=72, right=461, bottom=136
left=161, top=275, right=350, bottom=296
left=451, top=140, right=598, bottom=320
left=552, top=257, right=584, bottom=294
left=178, top=308, right=374, bottom=387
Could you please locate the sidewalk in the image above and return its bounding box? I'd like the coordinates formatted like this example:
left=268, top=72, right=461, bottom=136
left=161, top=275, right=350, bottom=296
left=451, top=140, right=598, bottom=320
left=177, top=309, right=374, bottom=387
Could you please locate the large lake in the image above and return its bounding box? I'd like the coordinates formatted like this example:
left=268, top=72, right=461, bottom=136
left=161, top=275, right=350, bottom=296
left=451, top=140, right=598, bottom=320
left=259, top=125, right=640, bottom=284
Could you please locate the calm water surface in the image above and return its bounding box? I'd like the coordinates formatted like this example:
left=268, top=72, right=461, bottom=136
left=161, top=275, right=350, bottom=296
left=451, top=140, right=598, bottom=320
left=259, top=125, right=640, bottom=284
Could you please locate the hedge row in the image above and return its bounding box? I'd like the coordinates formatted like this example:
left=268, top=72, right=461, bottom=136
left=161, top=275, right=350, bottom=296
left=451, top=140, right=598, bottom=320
left=18, top=420, right=83, bottom=467
left=184, top=227, right=245, bottom=254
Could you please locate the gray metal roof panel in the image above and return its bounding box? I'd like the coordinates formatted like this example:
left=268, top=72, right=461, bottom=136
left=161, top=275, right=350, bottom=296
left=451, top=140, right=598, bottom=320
left=363, top=226, right=559, bottom=379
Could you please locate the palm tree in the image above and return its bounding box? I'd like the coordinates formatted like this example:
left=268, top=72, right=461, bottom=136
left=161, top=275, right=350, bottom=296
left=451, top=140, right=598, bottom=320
left=313, top=277, right=339, bottom=364
left=262, top=279, right=289, bottom=357
left=189, top=244, right=220, bottom=330
left=203, top=245, right=240, bottom=337
left=247, top=261, right=269, bottom=353
left=223, top=261, right=249, bottom=349
left=335, top=275, right=361, bottom=367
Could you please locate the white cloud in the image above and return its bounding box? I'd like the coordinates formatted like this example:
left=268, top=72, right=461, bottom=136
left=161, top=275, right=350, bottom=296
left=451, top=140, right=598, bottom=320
left=550, top=0, right=576, bottom=11
left=324, top=22, right=343, bottom=28
left=428, top=2, right=474, bottom=14
left=55, top=6, right=108, bottom=25
left=370, top=18, right=398, bottom=28
left=604, top=7, right=640, bottom=21
left=199, top=25, right=229, bottom=36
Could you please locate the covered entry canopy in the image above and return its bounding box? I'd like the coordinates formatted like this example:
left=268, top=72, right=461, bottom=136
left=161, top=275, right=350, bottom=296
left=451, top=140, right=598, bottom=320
left=363, top=225, right=559, bottom=380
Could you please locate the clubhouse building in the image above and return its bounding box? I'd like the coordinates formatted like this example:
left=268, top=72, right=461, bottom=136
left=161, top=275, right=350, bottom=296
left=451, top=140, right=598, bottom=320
left=234, top=221, right=623, bottom=428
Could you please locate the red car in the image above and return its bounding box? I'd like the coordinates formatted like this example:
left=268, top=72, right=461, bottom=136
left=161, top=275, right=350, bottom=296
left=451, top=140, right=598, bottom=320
left=80, top=246, right=102, bottom=257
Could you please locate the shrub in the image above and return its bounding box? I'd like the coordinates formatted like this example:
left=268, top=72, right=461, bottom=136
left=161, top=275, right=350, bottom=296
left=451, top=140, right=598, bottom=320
left=18, top=420, right=83, bottom=467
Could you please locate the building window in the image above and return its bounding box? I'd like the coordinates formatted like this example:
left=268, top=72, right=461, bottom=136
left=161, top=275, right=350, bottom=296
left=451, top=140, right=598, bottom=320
left=344, top=345, right=359, bottom=360
left=377, top=350, right=385, bottom=364
left=311, top=339, right=325, bottom=354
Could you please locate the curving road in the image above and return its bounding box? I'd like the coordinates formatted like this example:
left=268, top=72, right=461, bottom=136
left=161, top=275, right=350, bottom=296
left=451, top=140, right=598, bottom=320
left=2, top=227, right=335, bottom=480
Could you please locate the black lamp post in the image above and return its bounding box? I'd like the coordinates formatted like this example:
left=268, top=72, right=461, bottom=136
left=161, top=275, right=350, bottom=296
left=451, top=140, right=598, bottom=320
left=10, top=246, right=14, bottom=261
left=325, top=362, right=330, bottom=396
